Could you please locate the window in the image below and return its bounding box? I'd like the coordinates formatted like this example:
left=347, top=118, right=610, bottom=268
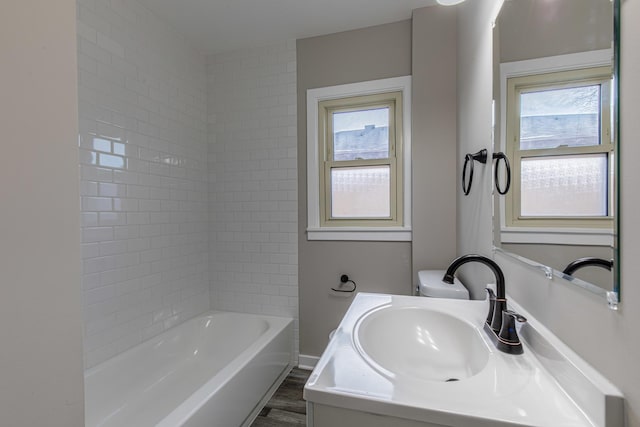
left=505, top=66, right=614, bottom=231
left=319, top=92, right=402, bottom=225
left=307, top=77, right=411, bottom=241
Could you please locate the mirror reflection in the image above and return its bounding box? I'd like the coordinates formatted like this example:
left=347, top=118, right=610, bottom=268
left=492, top=0, right=618, bottom=294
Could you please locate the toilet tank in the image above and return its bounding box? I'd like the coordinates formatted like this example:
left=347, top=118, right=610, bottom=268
left=417, top=270, right=470, bottom=299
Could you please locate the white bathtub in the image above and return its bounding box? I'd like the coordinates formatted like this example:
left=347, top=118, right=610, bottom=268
left=84, top=311, right=294, bottom=427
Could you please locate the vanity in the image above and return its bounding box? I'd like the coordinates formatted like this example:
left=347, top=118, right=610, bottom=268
left=304, top=293, right=623, bottom=427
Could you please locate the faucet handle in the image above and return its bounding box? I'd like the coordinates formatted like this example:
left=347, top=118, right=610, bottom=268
left=504, top=309, right=527, bottom=323
left=485, top=288, right=496, bottom=326
left=497, top=310, right=527, bottom=354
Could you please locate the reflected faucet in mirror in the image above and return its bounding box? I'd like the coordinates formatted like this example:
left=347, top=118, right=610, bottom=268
left=562, top=257, right=613, bottom=280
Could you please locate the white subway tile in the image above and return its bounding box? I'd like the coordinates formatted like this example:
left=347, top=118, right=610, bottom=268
left=113, top=225, right=139, bottom=240
left=98, top=240, right=128, bottom=256
left=208, top=41, right=298, bottom=334
left=113, top=198, right=139, bottom=212
left=82, top=197, right=113, bottom=212
left=97, top=32, right=125, bottom=58
left=80, top=1, right=299, bottom=367
left=82, top=212, right=99, bottom=227
left=82, top=243, right=100, bottom=259
left=84, top=284, right=116, bottom=305
left=99, top=268, right=128, bottom=286
left=98, top=182, right=127, bottom=197
left=78, top=37, right=112, bottom=66
left=83, top=226, right=114, bottom=243
left=98, top=212, right=127, bottom=226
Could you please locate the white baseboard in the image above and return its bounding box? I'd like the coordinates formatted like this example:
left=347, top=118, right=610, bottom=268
left=298, top=354, right=319, bottom=370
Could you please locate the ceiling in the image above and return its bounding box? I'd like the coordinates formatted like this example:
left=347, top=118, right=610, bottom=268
left=138, top=0, right=437, bottom=55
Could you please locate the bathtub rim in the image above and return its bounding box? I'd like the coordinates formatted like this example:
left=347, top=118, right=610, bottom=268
left=83, top=310, right=293, bottom=377
left=84, top=310, right=295, bottom=427
left=157, top=311, right=294, bottom=426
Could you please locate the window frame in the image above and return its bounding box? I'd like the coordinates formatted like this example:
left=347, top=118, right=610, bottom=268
left=506, top=66, right=614, bottom=228
left=306, top=76, right=412, bottom=241
left=498, top=50, right=615, bottom=246
left=319, top=92, right=402, bottom=227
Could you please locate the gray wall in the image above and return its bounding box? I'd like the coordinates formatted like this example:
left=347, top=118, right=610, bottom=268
left=0, top=1, right=85, bottom=425
left=297, top=13, right=459, bottom=358
left=498, top=0, right=612, bottom=63
left=297, top=21, right=414, bottom=358
left=458, top=1, right=640, bottom=426
left=411, top=7, right=458, bottom=282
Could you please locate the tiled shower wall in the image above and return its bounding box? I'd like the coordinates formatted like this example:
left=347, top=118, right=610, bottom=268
left=77, top=0, right=209, bottom=367
left=207, top=41, right=299, bottom=350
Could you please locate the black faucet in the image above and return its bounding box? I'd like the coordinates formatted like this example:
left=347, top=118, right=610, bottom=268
left=562, top=257, right=613, bottom=276
left=443, top=254, right=526, bottom=354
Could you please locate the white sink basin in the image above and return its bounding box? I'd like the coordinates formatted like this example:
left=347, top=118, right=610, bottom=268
left=354, top=306, right=489, bottom=382
left=305, top=293, right=624, bottom=427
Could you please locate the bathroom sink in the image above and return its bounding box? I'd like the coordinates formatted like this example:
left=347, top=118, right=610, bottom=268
left=354, top=305, right=490, bottom=382
left=306, top=294, right=623, bottom=427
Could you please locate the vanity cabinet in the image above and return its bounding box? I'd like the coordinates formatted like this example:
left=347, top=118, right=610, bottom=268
left=308, top=403, right=446, bottom=427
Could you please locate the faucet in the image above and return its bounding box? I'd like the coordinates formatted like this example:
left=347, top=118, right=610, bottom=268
left=562, top=257, right=613, bottom=277
left=443, top=254, right=526, bottom=354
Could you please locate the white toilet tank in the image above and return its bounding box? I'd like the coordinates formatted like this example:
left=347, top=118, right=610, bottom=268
left=417, top=270, right=470, bottom=300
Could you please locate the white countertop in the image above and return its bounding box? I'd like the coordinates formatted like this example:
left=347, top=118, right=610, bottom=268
left=304, top=293, right=623, bottom=427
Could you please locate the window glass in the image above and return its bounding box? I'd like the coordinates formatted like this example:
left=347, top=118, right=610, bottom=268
left=520, top=85, right=601, bottom=150
left=330, top=166, right=390, bottom=218
left=520, top=154, right=608, bottom=217
left=332, top=107, right=390, bottom=161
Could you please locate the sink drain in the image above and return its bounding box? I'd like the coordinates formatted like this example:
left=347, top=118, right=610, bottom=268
left=445, top=378, right=459, bottom=382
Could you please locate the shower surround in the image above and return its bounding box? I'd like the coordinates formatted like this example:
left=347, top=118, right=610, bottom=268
left=77, top=0, right=298, bottom=368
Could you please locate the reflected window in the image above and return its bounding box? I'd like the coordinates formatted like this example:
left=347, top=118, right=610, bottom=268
left=506, top=66, right=614, bottom=228
left=91, top=137, right=126, bottom=169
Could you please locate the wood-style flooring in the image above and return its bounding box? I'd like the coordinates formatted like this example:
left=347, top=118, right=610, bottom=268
left=250, top=368, right=311, bottom=427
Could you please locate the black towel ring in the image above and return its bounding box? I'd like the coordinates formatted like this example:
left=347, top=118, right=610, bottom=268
left=492, top=152, right=511, bottom=195
left=331, top=274, right=357, bottom=293
left=462, top=149, right=488, bottom=196
left=462, top=154, right=474, bottom=196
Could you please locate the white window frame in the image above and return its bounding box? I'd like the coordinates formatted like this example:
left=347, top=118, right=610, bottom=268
left=307, top=76, right=412, bottom=241
left=498, top=49, right=614, bottom=246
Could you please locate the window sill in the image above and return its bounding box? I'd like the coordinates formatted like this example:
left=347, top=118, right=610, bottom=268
left=307, top=227, right=412, bottom=242
left=500, top=227, right=613, bottom=246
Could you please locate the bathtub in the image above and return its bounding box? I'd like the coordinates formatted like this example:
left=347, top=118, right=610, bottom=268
left=84, top=311, right=294, bottom=427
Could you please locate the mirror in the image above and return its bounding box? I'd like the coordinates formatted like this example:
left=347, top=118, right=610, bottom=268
left=492, top=0, right=619, bottom=301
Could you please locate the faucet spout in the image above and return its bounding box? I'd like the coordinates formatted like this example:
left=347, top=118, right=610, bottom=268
left=442, top=254, right=505, bottom=300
